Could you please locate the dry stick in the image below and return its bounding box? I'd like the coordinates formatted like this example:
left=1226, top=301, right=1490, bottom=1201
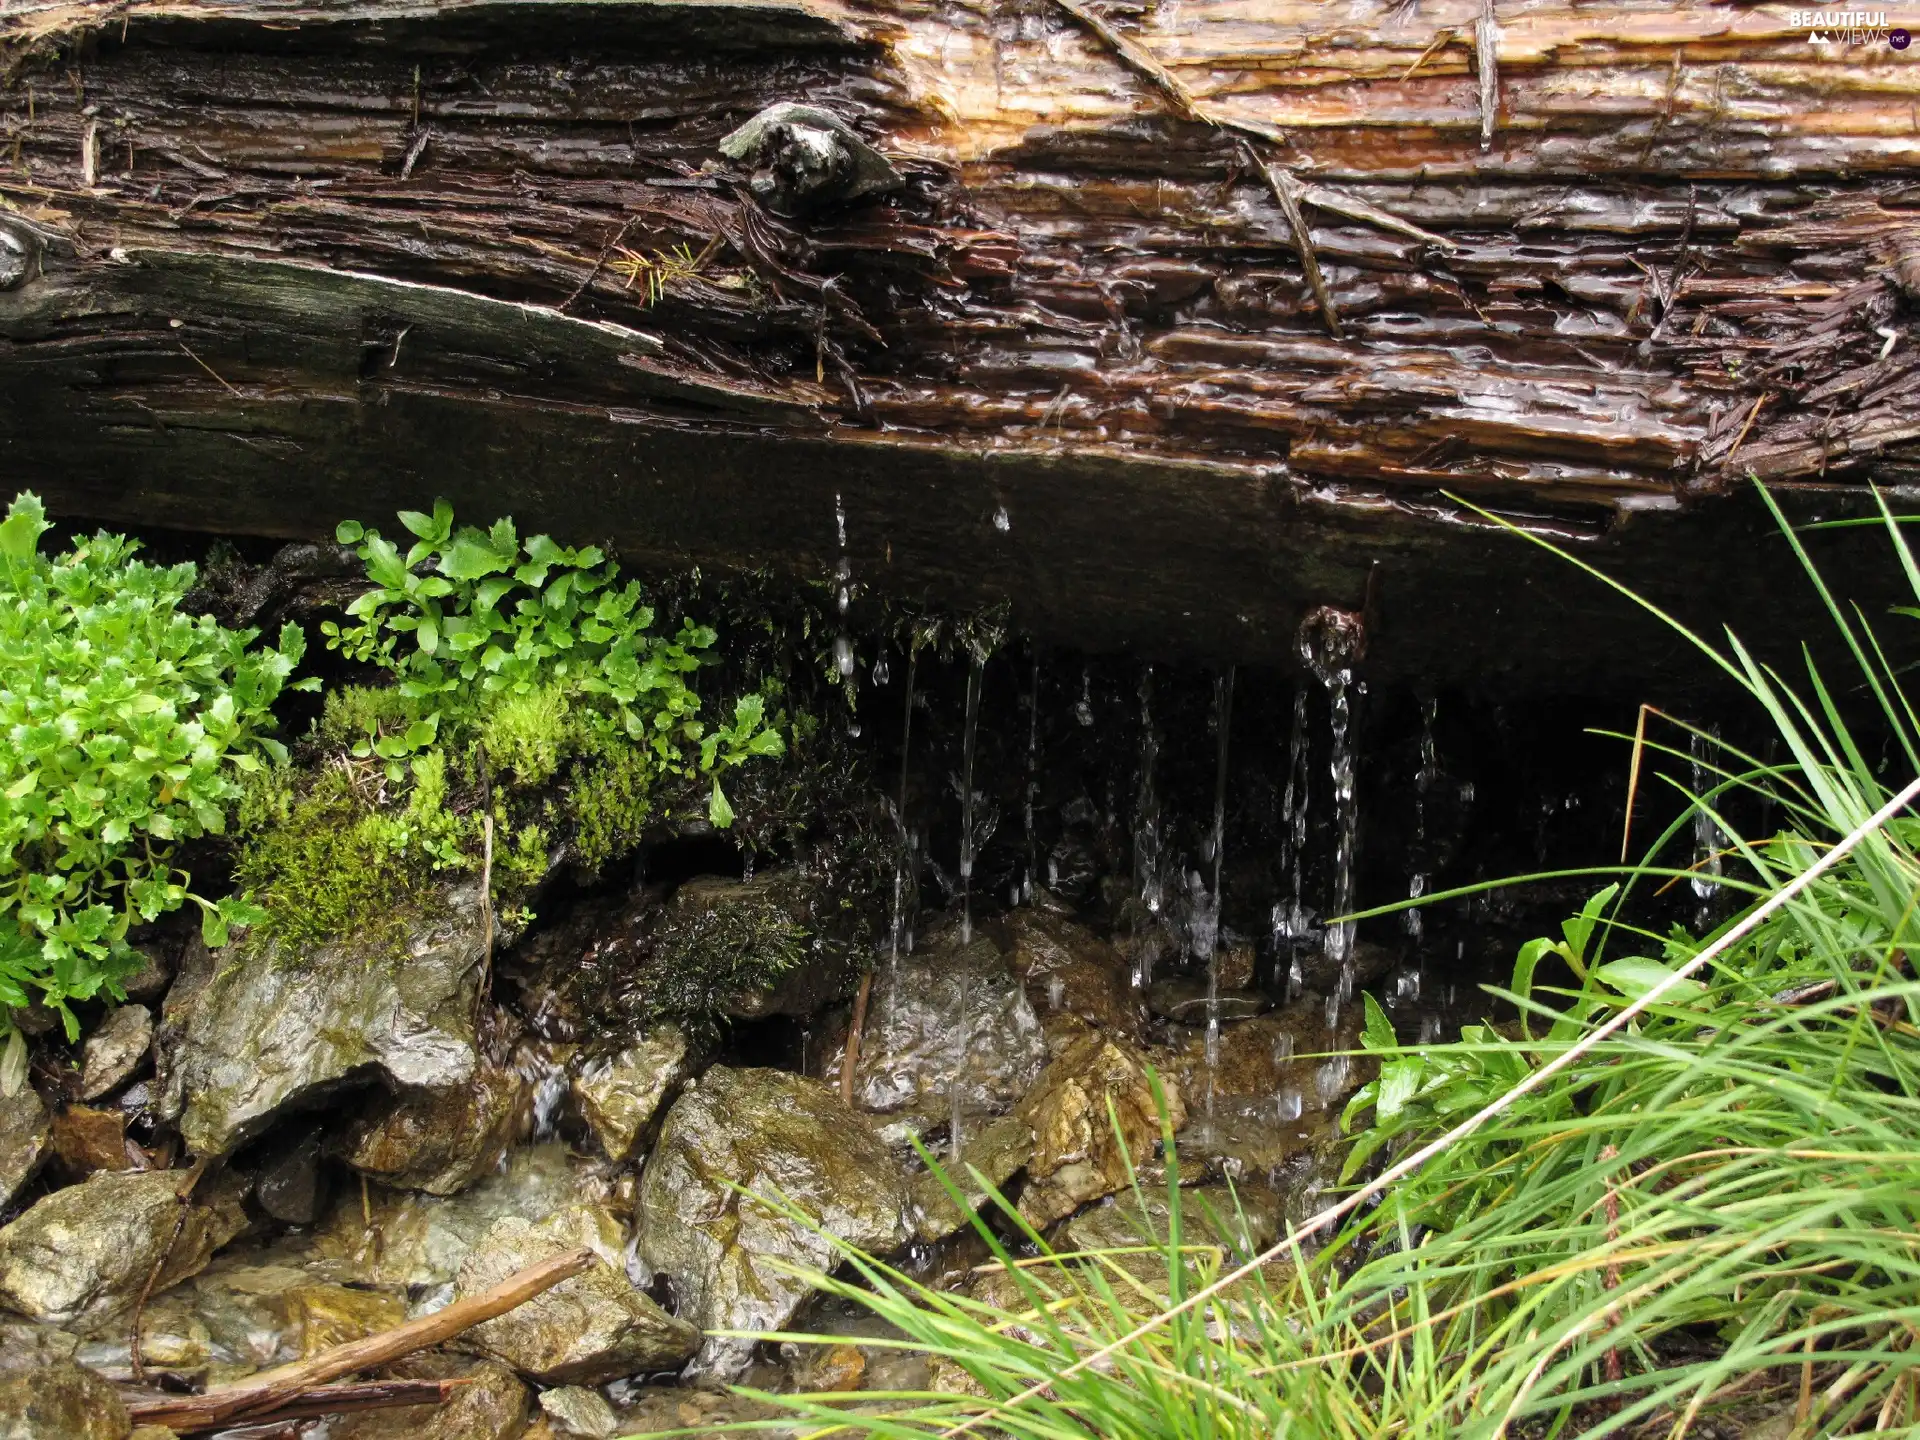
left=1620, top=703, right=1666, bottom=863
left=943, top=773, right=1920, bottom=1438
left=1401, top=27, right=1456, bottom=81
left=1475, top=0, right=1500, bottom=151
left=129, top=1160, right=207, bottom=1384
left=130, top=1379, right=470, bottom=1434
left=131, top=1247, right=594, bottom=1433
left=1724, top=391, right=1772, bottom=466
left=1050, top=0, right=1207, bottom=125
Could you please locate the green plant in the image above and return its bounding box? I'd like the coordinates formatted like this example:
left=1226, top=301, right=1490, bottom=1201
left=0, top=493, right=308, bottom=1050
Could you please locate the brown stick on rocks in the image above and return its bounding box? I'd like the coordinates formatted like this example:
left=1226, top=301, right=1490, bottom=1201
left=123, top=1247, right=594, bottom=1432
left=840, top=970, right=875, bottom=1103
left=129, top=1379, right=471, bottom=1433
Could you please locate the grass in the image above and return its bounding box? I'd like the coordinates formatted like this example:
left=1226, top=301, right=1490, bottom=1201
left=638, top=481, right=1920, bottom=1439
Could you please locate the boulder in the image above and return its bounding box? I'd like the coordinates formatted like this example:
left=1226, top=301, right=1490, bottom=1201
left=0, top=1169, right=246, bottom=1329
left=538, top=1385, right=619, bottom=1438
left=909, top=1114, right=1033, bottom=1244
left=635, top=1067, right=912, bottom=1383
left=572, top=1027, right=691, bottom=1164
left=255, top=1128, right=327, bottom=1226
left=1015, top=1033, right=1186, bottom=1227
left=0, top=1086, right=49, bottom=1210
left=80, top=1006, right=154, bottom=1102
left=156, top=881, right=488, bottom=1157
left=457, top=1214, right=697, bottom=1384
left=843, top=938, right=1047, bottom=1122
left=326, top=1359, right=529, bottom=1440
left=1004, top=911, right=1144, bottom=1044
left=1162, top=1006, right=1364, bottom=1119
left=338, top=1061, right=529, bottom=1196
left=0, top=1360, right=129, bottom=1439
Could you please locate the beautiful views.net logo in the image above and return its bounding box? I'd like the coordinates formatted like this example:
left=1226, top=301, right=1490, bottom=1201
left=1785, top=9, right=1910, bottom=45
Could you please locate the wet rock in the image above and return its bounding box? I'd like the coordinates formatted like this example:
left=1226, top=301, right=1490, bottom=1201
left=636, top=1066, right=912, bottom=1383
left=719, top=103, right=902, bottom=216
left=119, top=945, right=174, bottom=1005
left=157, top=881, right=487, bottom=1157
left=281, top=1282, right=407, bottom=1356
left=1144, top=980, right=1271, bottom=1026
left=845, top=938, right=1047, bottom=1122
left=538, top=1385, right=619, bottom=1438
left=1162, top=1006, right=1363, bottom=1115
left=1282, top=938, right=1396, bottom=1002
left=909, top=1114, right=1033, bottom=1243
left=0, top=1086, right=49, bottom=1210
left=1015, top=1033, right=1185, bottom=1227
left=1004, top=911, right=1143, bottom=1045
left=338, top=1060, right=529, bottom=1196
left=0, top=1168, right=247, bottom=1329
left=0, top=1359, right=129, bottom=1439
left=0, top=1318, right=78, bottom=1374
left=255, top=1128, right=327, bottom=1226
left=790, top=1341, right=865, bottom=1393
left=572, top=1027, right=690, bottom=1164
left=1061, top=1182, right=1287, bottom=1296
left=328, top=1359, right=529, bottom=1440
left=80, top=1007, right=153, bottom=1102
left=49, top=1106, right=131, bottom=1176
left=457, top=1214, right=697, bottom=1384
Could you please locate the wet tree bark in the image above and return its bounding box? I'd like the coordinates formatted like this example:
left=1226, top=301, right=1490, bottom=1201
left=1, top=0, right=1917, bottom=691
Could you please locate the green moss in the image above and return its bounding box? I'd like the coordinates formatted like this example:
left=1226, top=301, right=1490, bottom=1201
left=570, top=733, right=662, bottom=876
left=643, top=874, right=809, bottom=1031
left=231, top=766, right=433, bottom=956
left=479, top=682, right=573, bottom=789
left=318, top=683, right=427, bottom=748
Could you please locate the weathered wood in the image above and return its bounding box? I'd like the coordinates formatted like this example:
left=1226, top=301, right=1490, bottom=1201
left=0, top=0, right=1916, bottom=689
left=128, top=1378, right=469, bottom=1433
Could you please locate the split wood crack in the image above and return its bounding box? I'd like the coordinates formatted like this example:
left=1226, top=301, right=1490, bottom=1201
left=1047, top=0, right=1463, bottom=340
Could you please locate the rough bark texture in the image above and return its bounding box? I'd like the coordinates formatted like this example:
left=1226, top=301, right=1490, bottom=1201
left=1, top=1, right=1916, bottom=688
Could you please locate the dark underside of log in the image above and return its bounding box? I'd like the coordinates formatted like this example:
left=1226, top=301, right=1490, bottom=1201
left=2, top=0, right=1919, bottom=693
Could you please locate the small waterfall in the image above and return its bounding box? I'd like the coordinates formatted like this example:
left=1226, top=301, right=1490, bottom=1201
left=1272, top=689, right=1311, bottom=997
left=1131, top=665, right=1164, bottom=989
left=1199, top=667, right=1234, bottom=1117
left=1298, top=607, right=1366, bottom=1010
left=831, top=494, right=855, bottom=683
left=952, top=646, right=985, bottom=1160
left=1689, top=726, right=1722, bottom=928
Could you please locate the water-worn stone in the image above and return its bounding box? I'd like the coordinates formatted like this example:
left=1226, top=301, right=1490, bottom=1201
left=49, top=1106, right=130, bottom=1176
left=0, top=1319, right=78, bottom=1375
left=845, top=938, right=1047, bottom=1121
left=1162, top=1006, right=1363, bottom=1115
left=0, top=1359, right=129, bottom=1439
left=1062, top=1183, right=1287, bottom=1296
left=457, top=1214, right=697, bottom=1384
left=1004, top=912, right=1143, bottom=1044
left=0, top=1169, right=247, bottom=1330
left=312, top=1143, right=619, bottom=1291
left=1015, top=1033, right=1186, bottom=1227
left=256, top=1128, right=326, bottom=1226
left=572, top=1027, right=690, bottom=1164
left=636, top=1066, right=913, bottom=1383
left=327, top=1359, right=529, bottom=1440
left=538, top=1385, right=619, bottom=1438
left=79, top=1006, right=153, bottom=1103
left=0, top=1086, right=49, bottom=1210
left=156, top=882, right=487, bottom=1157
left=338, top=1061, right=528, bottom=1195
left=910, top=1114, right=1033, bottom=1243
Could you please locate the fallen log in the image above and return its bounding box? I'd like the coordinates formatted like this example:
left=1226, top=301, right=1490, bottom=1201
left=121, top=1246, right=593, bottom=1432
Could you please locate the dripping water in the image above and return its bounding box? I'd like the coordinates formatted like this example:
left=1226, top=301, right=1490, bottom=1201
left=1131, top=665, right=1164, bottom=989
left=831, top=493, right=855, bottom=682
left=1689, top=726, right=1722, bottom=929
left=1024, top=654, right=1041, bottom=904
left=1200, top=667, right=1234, bottom=1119
left=1407, top=696, right=1438, bottom=943
left=1272, top=689, right=1311, bottom=998
left=1299, top=608, right=1365, bottom=1012
left=952, top=650, right=985, bottom=1160
left=887, top=643, right=920, bottom=973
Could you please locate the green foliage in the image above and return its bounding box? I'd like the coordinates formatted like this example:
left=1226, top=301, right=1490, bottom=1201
left=0, top=493, right=308, bottom=1037
left=642, top=876, right=807, bottom=1032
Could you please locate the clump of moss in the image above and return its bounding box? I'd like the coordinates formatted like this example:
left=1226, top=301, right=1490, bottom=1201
left=230, top=765, right=433, bottom=957
left=570, top=731, right=660, bottom=876
left=643, top=873, right=810, bottom=1027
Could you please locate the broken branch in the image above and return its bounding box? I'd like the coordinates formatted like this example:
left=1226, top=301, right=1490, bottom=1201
left=129, top=1379, right=472, bottom=1434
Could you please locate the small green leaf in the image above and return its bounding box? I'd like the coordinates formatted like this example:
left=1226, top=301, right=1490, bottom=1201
left=335, top=519, right=365, bottom=545
left=709, top=777, right=735, bottom=829
left=1594, top=956, right=1706, bottom=1003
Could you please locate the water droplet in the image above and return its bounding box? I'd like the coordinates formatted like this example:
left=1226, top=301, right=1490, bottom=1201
left=834, top=493, right=847, bottom=549
left=873, top=654, right=891, bottom=686
left=1271, top=1033, right=1295, bottom=1064
left=833, top=635, right=854, bottom=677
left=1275, top=1088, right=1303, bottom=1122
left=992, top=504, right=1011, bottom=532
left=1047, top=976, right=1066, bottom=1010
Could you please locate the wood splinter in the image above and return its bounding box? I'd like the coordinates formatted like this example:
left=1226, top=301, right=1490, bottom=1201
left=1249, top=148, right=1343, bottom=340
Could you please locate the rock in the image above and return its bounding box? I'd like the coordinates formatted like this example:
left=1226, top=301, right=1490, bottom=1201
left=0, top=1169, right=246, bottom=1329
left=48, top=1106, right=131, bottom=1176
left=538, top=1385, right=619, bottom=1438
left=1061, top=1183, right=1286, bottom=1296
left=909, top=1114, right=1033, bottom=1243
left=119, top=945, right=174, bottom=1004
left=338, top=1061, right=528, bottom=1196
left=843, top=938, right=1047, bottom=1122
left=456, top=1214, right=697, bottom=1385
left=0, top=1086, right=49, bottom=1210
left=0, top=1319, right=78, bottom=1375
left=719, top=102, right=903, bottom=217
left=80, top=1006, right=153, bottom=1101
left=1282, top=938, right=1397, bottom=1002
left=280, top=1282, right=406, bottom=1356
left=572, top=1027, right=691, bottom=1164
left=635, top=1067, right=912, bottom=1383
left=0, top=1359, right=129, bottom=1439
left=328, top=1359, right=529, bottom=1440
left=1015, top=1033, right=1185, bottom=1227
left=311, top=1143, right=618, bottom=1292
left=129, top=1429, right=178, bottom=1440
left=1004, top=911, right=1143, bottom=1044
left=1144, top=980, right=1270, bottom=1026
left=156, top=882, right=487, bottom=1157
left=790, top=1342, right=865, bottom=1393
left=1162, top=1006, right=1363, bottom=1115
left=255, top=1128, right=327, bottom=1226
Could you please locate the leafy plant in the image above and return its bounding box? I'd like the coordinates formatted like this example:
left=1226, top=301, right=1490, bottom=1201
left=0, top=493, right=308, bottom=1048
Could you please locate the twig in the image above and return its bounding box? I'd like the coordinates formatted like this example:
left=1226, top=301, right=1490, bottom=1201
left=130, top=1161, right=207, bottom=1383
left=133, top=1248, right=594, bottom=1432
left=179, top=342, right=242, bottom=397
left=942, top=773, right=1920, bottom=1438
left=1620, top=704, right=1665, bottom=863
left=560, top=214, right=639, bottom=313
left=1724, top=391, right=1773, bottom=465
left=841, top=971, right=875, bottom=1104
left=1050, top=0, right=1207, bottom=125
left=130, top=1379, right=470, bottom=1434
left=1401, top=27, right=1455, bottom=81
left=1246, top=145, right=1342, bottom=340
left=1475, top=0, right=1500, bottom=151
left=1300, top=182, right=1457, bottom=251
left=1599, top=1144, right=1623, bottom=1387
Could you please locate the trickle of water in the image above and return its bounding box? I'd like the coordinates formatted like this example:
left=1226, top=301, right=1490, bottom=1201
left=1047, top=975, right=1066, bottom=1010
left=873, top=653, right=890, bottom=686
left=1275, top=1089, right=1303, bottom=1122
left=1201, top=668, right=1234, bottom=1117
left=1689, top=726, right=1723, bottom=925
left=834, top=492, right=847, bottom=549
left=1313, top=1056, right=1349, bottom=1106
left=887, top=645, right=920, bottom=972
left=833, top=634, right=855, bottom=678
left=1131, top=665, right=1164, bottom=988
left=1298, top=608, right=1364, bottom=975
left=1286, top=955, right=1304, bottom=1001
left=1324, top=991, right=1341, bottom=1029
left=1075, top=666, right=1094, bottom=727
left=1024, top=655, right=1041, bottom=903
left=952, top=649, right=985, bottom=1161
left=1272, top=690, right=1313, bottom=946
left=1392, top=967, right=1421, bottom=1005
left=1405, top=872, right=1426, bottom=941
left=1271, top=1033, right=1295, bottom=1064
left=1418, top=1014, right=1442, bottom=1045
left=992, top=504, right=1011, bottom=533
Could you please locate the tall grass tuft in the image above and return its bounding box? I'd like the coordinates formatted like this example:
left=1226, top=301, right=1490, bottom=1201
left=658, top=485, right=1920, bottom=1440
